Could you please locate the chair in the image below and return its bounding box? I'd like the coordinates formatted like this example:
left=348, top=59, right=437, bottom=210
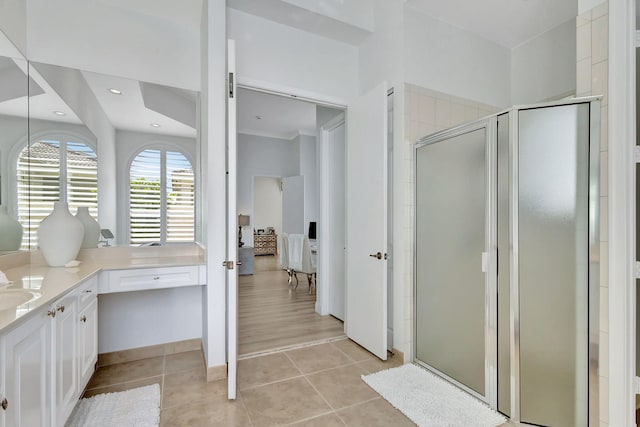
left=278, top=232, right=293, bottom=284
left=288, top=234, right=316, bottom=293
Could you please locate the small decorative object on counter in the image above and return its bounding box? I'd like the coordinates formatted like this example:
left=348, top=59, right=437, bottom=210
left=38, top=201, right=84, bottom=267
left=75, top=207, right=100, bottom=248
left=0, top=205, right=23, bottom=251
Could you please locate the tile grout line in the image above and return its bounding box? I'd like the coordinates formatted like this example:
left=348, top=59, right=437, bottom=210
left=236, top=391, right=256, bottom=427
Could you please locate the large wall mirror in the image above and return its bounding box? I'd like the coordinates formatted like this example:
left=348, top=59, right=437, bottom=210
left=0, top=32, right=199, bottom=253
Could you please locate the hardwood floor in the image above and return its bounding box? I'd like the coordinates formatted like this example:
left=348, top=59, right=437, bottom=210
left=238, top=255, right=345, bottom=356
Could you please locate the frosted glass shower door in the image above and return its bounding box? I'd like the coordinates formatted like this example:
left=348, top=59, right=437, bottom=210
left=415, top=125, right=490, bottom=400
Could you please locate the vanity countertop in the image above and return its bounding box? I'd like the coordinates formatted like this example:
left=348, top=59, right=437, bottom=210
left=0, top=248, right=205, bottom=333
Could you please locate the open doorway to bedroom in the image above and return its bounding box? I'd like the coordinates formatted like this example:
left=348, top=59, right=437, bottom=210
left=236, top=87, right=346, bottom=356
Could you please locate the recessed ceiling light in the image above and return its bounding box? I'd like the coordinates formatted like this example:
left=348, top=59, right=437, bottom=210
left=53, top=111, right=66, bottom=116
left=108, top=88, right=123, bottom=95
left=150, top=123, right=161, bottom=128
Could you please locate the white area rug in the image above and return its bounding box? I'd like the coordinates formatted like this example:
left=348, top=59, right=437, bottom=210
left=362, top=364, right=507, bottom=427
left=67, top=384, right=160, bottom=427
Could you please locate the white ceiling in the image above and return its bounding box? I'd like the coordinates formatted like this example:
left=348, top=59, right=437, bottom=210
left=82, top=71, right=197, bottom=138
left=405, top=0, right=578, bottom=48
left=237, top=88, right=317, bottom=140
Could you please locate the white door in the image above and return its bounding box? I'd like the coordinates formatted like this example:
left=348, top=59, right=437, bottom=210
left=226, top=39, right=239, bottom=400
left=346, top=82, right=388, bottom=360
left=282, top=176, right=305, bottom=234
left=325, top=117, right=346, bottom=320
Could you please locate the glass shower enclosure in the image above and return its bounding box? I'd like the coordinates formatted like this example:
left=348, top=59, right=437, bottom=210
left=414, top=98, right=600, bottom=426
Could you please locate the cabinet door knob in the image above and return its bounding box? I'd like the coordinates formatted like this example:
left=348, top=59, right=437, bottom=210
left=80, top=315, right=87, bottom=323
left=1, top=397, right=7, bottom=410
left=83, top=289, right=93, bottom=293
left=56, top=305, right=65, bottom=313
left=47, top=310, right=56, bottom=318
left=153, top=276, right=160, bottom=280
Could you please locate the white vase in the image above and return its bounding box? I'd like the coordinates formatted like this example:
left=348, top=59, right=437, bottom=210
left=75, top=207, right=100, bottom=248
left=0, top=206, right=23, bottom=251
left=38, top=201, right=84, bottom=267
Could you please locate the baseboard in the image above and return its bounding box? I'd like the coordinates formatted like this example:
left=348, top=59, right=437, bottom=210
left=98, top=338, right=202, bottom=367
left=207, top=364, right=228, bottom=382
left=391, top=347, right=405, bottom=364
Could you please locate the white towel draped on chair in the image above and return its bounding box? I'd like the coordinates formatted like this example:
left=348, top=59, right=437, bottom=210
left=288, top=234, right=305, bottom=271
left=288, top=234, right=316, bottom=292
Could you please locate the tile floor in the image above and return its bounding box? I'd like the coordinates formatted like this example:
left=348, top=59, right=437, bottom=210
left=82, top=338, right=412, bottom=426
left=83, top=337, right=519, bottom=426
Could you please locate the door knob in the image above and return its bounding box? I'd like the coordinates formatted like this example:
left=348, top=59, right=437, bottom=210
left=369, top=252, right=382, bottom=260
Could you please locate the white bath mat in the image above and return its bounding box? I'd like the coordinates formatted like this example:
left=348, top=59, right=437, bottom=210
left=362, top=364, right=506, bottom=427
left=67, top=384, right=160, bottom=427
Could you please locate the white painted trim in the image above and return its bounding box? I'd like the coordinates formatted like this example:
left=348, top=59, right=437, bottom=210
left=236, top=76, right=349, bottom=109
left=608, top=0, right=636, bottom=425
left=317, top=113, right=346, bottom=316
left=237, top=128, right=297, bottom=141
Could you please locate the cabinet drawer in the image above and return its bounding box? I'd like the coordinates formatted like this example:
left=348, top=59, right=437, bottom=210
left=76, top=276, right=98, bottom=309
left=98, top=266, right=202, bottom=294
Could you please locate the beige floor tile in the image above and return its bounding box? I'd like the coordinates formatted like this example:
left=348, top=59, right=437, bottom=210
left=307, top=364, right=379, bottom=410
left=287, top=412, right=346, bottom=426
left=358, top=354, right=403, bottom=374
left=336, top=398, right=415, bottom=427
left=160, top=395, right=252, bottom=427
left=83, top=375, right=162, bottom=398
left=162, top=367, right=227, bottom=409
left=238, top=352, right=302, bottom=390
left=331, top=339, right=374, bottom=362
left=165, top=349, right=204, bottom=374
left=285, top=343, right=354, bottom=374
left=87, top=356, right=165, bottom=389
left=242, top=377, right=331, bottom=426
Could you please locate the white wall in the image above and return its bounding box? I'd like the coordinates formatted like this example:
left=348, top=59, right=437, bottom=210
left=579, top=0, right=607, bottom=14
left=253, top=177, right=283, bottom=237
left=511, top=19, right=576, bottom=105
left=114, top=129, right=197, bottom=244
left=0, top=0, right=26, bottom=56
left=358, top=0, right=404, bottom=95
left=26, top=0, right=201, bottom=91
left=200, top=0, right=227, bottom=372
left=227, top=7, right=358, bottom=102
left=297, top=134, right=318, bottom=230
left=98, top=286, right=203, bottom=352
left=281, top=0, right=374, bottom=32
left=403, top=8, right=511, bottom=108
left=237, top=133, right=299, bottom=246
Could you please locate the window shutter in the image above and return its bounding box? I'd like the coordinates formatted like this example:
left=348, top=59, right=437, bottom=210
left=166, top=151, right=194, bottom=242
left=129, top=149, right=162, bottom=244
left=66, top=141, right=98, bottom=218
left=18, top=141, right=61, bottom=249
left=17, top=139, right=98, bottom=250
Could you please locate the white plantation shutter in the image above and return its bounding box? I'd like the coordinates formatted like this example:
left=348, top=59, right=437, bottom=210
left=166, top=151, right=194, bottom=242
left=66, top=142, right=98, bottom=218
left=129, top=149, right=194, bottom=244
left=17, top=139, right=98, bottom=249
left=129, top=149, right=162, bottom=244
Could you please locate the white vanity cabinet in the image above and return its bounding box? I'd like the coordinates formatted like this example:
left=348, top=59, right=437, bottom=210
left=1, top=309, right=52, bottom=427
left=51, top=292, right=79, bottom=426
left=0, top=275, right=98, bottom=427
left=77, top=278, right=98, bottom=388
left=98, top=265, right=205, bottom=293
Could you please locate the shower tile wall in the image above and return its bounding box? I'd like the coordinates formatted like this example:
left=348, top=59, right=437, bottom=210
left=402, top=83, right=499, bottom=364
left=576, top=2, right=609, bottom=426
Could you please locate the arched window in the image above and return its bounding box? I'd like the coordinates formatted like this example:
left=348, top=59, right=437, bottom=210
left=17, top=138, right=98, bottom=249
left=129, top=148, right=194, bottom=244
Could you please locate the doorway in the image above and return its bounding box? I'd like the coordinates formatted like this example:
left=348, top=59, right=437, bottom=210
left=236, top=87, right=346, bottom=356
